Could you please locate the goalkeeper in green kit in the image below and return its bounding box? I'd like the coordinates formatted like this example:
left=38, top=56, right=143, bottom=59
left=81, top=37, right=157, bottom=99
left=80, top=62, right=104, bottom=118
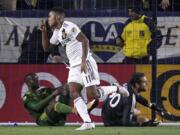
left=22, top=73, right=74, bottom=126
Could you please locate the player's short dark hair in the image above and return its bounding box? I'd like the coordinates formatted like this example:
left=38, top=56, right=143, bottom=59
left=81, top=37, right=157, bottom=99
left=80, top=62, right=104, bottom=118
left=24, top=73, right=36, bottom=82
left=129, top=72, right=145, bottom=86
left=50, top=7, right=65, bottom=14
left=127, top=0, right=142, bottom=14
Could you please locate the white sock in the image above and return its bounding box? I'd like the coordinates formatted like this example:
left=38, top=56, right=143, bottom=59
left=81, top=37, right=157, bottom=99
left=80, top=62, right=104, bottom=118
left=98, top=86, right=118, bottom=98
left=74, top=97, right=91, bottom=123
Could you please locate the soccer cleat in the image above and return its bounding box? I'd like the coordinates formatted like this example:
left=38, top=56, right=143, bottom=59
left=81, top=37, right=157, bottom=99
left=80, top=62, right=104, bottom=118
left=112, top=83, right=129, bottom=97
left=87, top=99, right=99, bottom=113
left=73, top=99, right=99, bottom=115
left=75, top=122, right=95, bottom=131
left=141, top=120, right=160, bottom=127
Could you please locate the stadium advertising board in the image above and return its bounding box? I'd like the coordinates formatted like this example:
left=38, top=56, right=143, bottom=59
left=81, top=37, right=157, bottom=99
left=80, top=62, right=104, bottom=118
left=0, top=17, right=179, bottom=63
left=136, top=65, right=180, bottom=121
left=0, top=64, right=179, bottom=123
left=0, top=64, right=134, bottom=122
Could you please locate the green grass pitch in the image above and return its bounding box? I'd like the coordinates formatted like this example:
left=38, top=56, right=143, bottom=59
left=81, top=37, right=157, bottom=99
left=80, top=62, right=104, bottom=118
left=0, top=126, right=180, bottom=135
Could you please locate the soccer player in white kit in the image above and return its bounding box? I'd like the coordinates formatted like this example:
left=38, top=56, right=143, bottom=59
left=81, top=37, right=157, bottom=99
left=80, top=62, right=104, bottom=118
left=39, top=7, right=129, bottom=130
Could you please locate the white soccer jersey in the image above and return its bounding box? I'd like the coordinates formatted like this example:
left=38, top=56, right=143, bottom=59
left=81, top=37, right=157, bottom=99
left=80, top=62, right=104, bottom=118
left=50, top=21, right=90, bottom=67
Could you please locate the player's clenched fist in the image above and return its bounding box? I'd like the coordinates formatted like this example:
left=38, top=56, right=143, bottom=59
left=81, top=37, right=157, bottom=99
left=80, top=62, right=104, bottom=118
left=39, top=20, right=47, bottom=32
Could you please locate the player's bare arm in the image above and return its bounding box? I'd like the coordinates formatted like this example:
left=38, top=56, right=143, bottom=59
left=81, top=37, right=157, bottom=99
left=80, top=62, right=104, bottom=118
left=39, top=20, right=50, bottom=52
left=76, top=32, right=89, bottom=73
left=53, top=84, right=69, bottom=96
left=39, top=20, right=56, bottom=52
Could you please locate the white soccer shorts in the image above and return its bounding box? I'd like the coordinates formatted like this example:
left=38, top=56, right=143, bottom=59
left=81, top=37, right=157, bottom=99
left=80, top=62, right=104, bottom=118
left=67, top=56, right=100, bottom=87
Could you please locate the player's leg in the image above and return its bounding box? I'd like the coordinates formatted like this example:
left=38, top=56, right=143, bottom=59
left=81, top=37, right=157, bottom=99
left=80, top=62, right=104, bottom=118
left=47, top=85, right=73, bottom=115
left=68, top=66, right=94, bottom=130
left=37, top=112, right=55, bottom=126
left=84, top=56, right=129, bottom=101
left=36, top=88, right=72, bottom=126
left=37, top=99, right=72, bottom=126
left=69, top=82, right=95, bottom=130
left=37, top=104, right=70, bottom=126
left=69, top=82, right=92, bottom=122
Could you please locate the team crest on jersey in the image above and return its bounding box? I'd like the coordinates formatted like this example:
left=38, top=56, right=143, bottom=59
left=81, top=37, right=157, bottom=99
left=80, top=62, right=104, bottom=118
left=139, top=30, right=145, bottom=37
left=72, top=27, right=77, bottom=33
left=62, top=28, right=67, bottom=39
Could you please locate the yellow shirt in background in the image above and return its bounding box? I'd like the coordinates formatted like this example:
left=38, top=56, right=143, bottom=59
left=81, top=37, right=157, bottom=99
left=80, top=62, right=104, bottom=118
left=121, top=15, right=152, bottom=59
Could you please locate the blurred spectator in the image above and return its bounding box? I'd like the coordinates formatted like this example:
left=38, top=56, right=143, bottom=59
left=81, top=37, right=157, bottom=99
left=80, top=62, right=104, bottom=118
left=159, top=0, right=180, bottom=11
left=140, top=0, right=170, bottom=10
left=116, top=4, right=162, bottom=64
left=114, top=0, right=171, bottom=11
left=159, top=0, right=170, bottom=10
left=74, top=0, right=83, bottom=10
left=17, top=0, right=61, bottom=10
left=0, top=0, right=17, bottom=10
left=24, top=0, right=37, bottom=8
left=15, top=0, right=180, bottom=11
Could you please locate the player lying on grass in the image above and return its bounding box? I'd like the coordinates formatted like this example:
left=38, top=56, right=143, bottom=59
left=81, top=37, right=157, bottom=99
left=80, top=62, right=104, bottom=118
left=22, top=73, right=97, bottom=126
left=102, top=72, right=167, bottom=126
left=22, top=73, right=125, bottom=126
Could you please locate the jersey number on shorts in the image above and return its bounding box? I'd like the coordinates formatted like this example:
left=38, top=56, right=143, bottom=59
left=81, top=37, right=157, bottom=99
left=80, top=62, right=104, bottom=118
left=109, top=93, right=121, bottom=108
left=85, top=60, right=95, bottom=83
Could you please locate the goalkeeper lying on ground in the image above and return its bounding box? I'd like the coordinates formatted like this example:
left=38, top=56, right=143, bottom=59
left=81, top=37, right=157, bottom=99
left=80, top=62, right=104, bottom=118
left=102, top=73, right=167, bottom=126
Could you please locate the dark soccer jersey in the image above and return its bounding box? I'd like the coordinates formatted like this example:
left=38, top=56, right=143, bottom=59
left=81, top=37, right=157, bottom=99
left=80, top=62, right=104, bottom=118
left=102, top=83, right=150, bottom=126
left=102, top=92, right=128, bottom=126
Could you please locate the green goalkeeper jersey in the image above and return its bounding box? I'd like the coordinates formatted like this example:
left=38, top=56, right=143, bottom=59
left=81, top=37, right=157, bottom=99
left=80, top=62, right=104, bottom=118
left=22, top=87, right=69, bottom=120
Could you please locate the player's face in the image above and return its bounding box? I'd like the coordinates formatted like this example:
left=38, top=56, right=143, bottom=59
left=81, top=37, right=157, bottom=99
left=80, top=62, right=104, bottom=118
left=48, top=11, right=64, bottom=28
left=138, top=76, right=148, bottom=92
left=48, top=11, right=58, bottom=28
left=128, top=9, right=139, bottom=20
left=26, top=74, right=39, bottom=91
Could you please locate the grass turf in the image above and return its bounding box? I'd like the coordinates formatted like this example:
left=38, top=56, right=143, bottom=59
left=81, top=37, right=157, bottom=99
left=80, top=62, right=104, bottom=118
left=0, top=126, right=179, bottom=135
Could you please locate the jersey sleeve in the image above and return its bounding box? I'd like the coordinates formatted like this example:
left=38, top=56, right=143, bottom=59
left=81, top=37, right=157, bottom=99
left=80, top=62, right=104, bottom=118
left=23, top=92, right=54, bottom=112
left=120, top=19, right=132, bottom=41
left=50, top=30, right=60, bottom=45
left=22, top=94, right=29, bottom=105
left=69, top=23, right=81, bottom=39
left=135, top=94, right=149, bottom=107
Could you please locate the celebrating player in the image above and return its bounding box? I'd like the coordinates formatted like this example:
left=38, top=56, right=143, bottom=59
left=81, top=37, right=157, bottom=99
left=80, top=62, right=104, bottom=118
left=39, top=7, right=129, bottom=130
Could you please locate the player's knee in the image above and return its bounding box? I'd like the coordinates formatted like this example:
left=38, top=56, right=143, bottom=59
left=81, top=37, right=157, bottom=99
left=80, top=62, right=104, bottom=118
left=68, top=82, right=82, bottom=99
left=86, top=85, right=100, bottom=99
left=89, top=92, right=99, bottom=100
left=70, top=91, right=80, bottom=99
